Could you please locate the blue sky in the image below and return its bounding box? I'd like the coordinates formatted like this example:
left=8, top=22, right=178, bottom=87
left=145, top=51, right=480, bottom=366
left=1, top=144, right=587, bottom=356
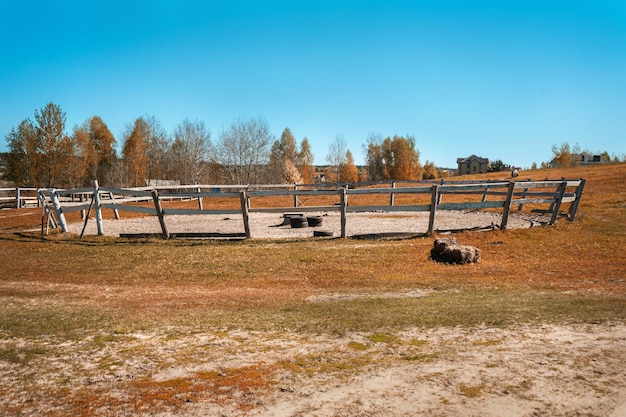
left=1, top=0, right=625, bottom=169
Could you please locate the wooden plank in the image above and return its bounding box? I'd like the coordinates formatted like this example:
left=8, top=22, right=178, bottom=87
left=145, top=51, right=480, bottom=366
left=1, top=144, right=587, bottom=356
left=567, top=178, right=586, bottom=221
left=151, top=190, right=169, bottom=239
left=347, top=187, right=431, bottom=195
left=100, top=187, right=153, bottom=197
left=428, top=185, right=438, bottom=235
left=59, top=204, right=93, bottom=213
left=340, top=188, right=347, bottom=238
left=100, top=203, right=157, bottom=214
left=249, top=189, right=339, bottom=197
left=240, top=190, right=251, bottom=239
left=438, top=201, right=505, bottom=210
left=163, top=208, right=242, bottom=216
left=250, top=206, right=340, bottom=214
left=500, top=182, right=516, bottom=230
left=550, top=181, right=568, bottom=225
left=346, top=205, right=431, bottom=213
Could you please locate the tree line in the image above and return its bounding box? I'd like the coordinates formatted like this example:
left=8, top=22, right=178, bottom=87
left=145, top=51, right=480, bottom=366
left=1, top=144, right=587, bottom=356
left=4, top=102, right=444, bottom=188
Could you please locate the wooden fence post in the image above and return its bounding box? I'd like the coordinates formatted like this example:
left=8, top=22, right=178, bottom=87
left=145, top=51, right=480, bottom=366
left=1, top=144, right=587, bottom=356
left=50, top=189, right=69, bottom=233
left=151, top=189, right=169, bottom=239
left=109, top=192, right=120, bottom=219
left=389, top=181, right=396, bottom=206
left=197, top=186, right=203, bottom=210
left=500, top=182, right=516, bottom=230
left=549, top=180, right=568, bottom=225
left=437, top=179, right=445, bottom=205
left=427, top=184, right=439, bottom=235
left=340, top=187, right=348, bottom=238
left=293, top=183, right=298, bottom=208
left=15, top=188, right=20, bottom=209
left=93, top=181, right=104, bottom=236
left=240, top=190, right=251, bottom=239
left=567, top=179, right=586, bottom=221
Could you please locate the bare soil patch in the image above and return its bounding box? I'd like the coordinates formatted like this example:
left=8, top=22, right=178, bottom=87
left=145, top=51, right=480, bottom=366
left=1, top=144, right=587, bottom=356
left=67, top=210, right=549, bottom=239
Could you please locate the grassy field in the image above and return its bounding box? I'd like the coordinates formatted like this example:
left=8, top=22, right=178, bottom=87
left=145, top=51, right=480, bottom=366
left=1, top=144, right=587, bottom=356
left=0, top=164, right=625, bottom=416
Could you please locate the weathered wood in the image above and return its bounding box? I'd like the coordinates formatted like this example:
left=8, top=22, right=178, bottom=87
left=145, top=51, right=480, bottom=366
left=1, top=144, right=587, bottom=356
left=346, top=205, right=431, bottom=213
left=50, top=190, right=69, bottom=233
left=92, top=181, right=104, bottom=236
left=428, top=185, right=439, bottom=235
left=567, top=178, right=586, bottom=221
left=162, top=208, right=242, bottom=216
left=15, top=188, right=21, bottom=209
left=108, top=192, right=120, bottom=219
left=550, top=181, right=568, bottom=225
left=438, top=201, right=505, bottom=211
left=151, top=190, right=169, bottom=239
left=500, top=182, right=516, bottom=230
left=80, top=199, right=95, bottom=239
left=196, top=186, right=203, bottom=210
left=293, top=183, right=298, bottom=207
left=240, top=190, right=251, bottom=239
left=250, top=206, right=339, bottom=214
left=340, top=187, right=347, bottom=238
left=100, top=204, right=157, bottom=215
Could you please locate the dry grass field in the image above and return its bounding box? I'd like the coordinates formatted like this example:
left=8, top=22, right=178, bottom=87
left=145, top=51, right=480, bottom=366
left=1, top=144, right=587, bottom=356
left=0, top=164, right=625, bottom=416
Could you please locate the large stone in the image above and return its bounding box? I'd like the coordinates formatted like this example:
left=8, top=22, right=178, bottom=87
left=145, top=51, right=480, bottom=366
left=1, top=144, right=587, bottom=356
left=430, top=238, right=481, bottom=264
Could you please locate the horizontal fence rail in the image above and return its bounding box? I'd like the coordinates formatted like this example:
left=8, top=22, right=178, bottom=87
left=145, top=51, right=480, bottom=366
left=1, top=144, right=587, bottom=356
left=31, top=178, right=586, bottom=239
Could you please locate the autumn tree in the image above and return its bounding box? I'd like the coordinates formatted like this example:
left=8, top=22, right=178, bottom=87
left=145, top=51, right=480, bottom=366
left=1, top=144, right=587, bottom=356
left=550, top=142, right=578, bottom=167
left=339, top=150, right=359, bottom=182
left=268, top=127, right=299, bottom=183
left=72, top=116, right=117, bottom=186
left=122, top=119, right=148, bottom=186
left=216, top=117, right=273, bottom=184
left=326, top=135, right=348, bottom=182
left=363, top=133, right=385, bottom=181
left=5, top=120, right=37, bottom=186
left=422, top=160, right=438, bottom=180
left=137, top=115, right=170, bottom=182
left=168, top=119, right=214, bottom=184
left=5, top=103, right=74, bottom=187
left=298, top=137, right=316, bottom=183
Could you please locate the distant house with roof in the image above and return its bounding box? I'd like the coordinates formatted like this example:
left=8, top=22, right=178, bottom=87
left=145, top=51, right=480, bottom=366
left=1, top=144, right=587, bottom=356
left=456, top=155, right=490, bottom=175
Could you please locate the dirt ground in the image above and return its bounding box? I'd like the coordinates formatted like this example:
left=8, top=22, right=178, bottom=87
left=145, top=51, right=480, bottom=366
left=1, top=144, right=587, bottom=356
left=67, top=209, right=550, bottom=239
left=9, top=210, right=625, bottom=416
left=2, top=320, right=624, bottom=416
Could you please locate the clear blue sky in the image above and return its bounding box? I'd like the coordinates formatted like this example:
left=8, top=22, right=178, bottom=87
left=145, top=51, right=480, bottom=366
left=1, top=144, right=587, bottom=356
left=1, top=0, right=625, bottom=169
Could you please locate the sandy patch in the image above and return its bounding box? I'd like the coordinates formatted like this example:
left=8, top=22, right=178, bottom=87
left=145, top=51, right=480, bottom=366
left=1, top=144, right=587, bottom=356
left=68, top=210, right=550, bottom=239
left=2, top=323, right=624, bottom=416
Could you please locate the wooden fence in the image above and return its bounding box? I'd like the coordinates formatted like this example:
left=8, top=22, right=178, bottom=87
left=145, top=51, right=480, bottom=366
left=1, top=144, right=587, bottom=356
left=0, top=187, right=40, bottom=208
left=36, top=178, right=585, bottom=239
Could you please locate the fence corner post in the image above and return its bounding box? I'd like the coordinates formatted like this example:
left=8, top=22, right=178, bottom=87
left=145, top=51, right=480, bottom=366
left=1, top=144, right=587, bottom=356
left=151, top=189, right=169, bottom=239
left=549, top=180, right=568, bottom=225
left=427, top=184, right=439, bottom=235
left=500, top=181, right=516, bottom=230
left=340, top=187, right=348, bottom=238
left=240, top=190, right=251, bottom=239
left=92, top=180, right=104, bottom=236
left=567, top=178, right=586, bottom=221
left=50, top=189, right=69, bottom=233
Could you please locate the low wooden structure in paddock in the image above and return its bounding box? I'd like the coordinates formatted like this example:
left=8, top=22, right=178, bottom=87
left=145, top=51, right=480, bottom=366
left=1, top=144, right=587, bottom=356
left=36, top=178, right=586, bottom=239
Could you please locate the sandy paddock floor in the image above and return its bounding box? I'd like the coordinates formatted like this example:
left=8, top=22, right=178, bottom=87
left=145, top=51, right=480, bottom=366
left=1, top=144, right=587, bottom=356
left=68, top=209, right=550, bottom=239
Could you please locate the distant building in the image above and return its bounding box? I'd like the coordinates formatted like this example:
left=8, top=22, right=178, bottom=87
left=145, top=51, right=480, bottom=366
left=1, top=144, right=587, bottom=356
left=456, top=155, right=490, bottom=175
left=548, top=153, right=604, bottom=168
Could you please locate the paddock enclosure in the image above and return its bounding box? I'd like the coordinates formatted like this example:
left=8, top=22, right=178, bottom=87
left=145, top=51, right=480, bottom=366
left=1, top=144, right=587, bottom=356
left=29, top=178, right=585, bottom=239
